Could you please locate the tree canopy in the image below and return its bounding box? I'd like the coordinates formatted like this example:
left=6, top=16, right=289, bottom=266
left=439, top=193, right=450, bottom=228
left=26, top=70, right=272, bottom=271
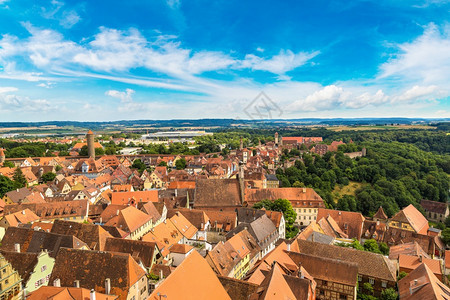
left=253, top=198, right=298, bottom=238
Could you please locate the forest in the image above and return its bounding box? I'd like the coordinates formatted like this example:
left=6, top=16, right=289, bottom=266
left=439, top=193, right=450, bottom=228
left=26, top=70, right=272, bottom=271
left=275, top=141, right=449, bottom=218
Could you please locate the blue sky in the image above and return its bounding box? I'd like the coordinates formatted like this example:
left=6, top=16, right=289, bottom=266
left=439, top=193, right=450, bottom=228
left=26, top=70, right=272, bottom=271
left=0, top=0, right=449, bottom=121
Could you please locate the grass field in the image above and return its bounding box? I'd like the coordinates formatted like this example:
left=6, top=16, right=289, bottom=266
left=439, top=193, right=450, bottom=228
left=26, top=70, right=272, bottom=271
left=332, top=181, right=366, bottom=203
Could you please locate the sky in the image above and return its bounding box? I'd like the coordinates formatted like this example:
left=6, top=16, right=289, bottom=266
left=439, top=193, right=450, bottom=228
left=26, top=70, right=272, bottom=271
left=0, top=0, right=449, bottom=121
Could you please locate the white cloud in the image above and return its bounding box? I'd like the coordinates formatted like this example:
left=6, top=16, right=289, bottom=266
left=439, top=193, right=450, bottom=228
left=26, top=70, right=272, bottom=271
left=0, top=86, right=18, bottom=93
left=391, top=85, right=445, bottom=103
left=105, top=88, right=149, bottom=112
left=105, top=88, right=135, bottom=103
left=74, top=27, right=146, bottom=71
left=21, top=22, right=81, bottom=67
left=0, top=91, right=52, bottom=112
left=288, top=85, right=390, bottom=112
left=379, top=23, right=450, bottom=84
left=60, top=10, right=81, bottom=28
left=241, top=50, right=319, bottom=75
left=41, top=0, right=81, bottom=28
left=1, top=24, right=317, bottom=81
left=37, top=82, right=54, bottom=88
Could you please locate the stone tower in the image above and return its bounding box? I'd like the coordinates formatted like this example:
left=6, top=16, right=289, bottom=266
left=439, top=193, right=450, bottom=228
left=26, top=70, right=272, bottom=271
left=274, top=132, right=279, bottom=145
left=86, top=130, right=95, bottom=159
left=240, top=137, right=243, bottom=150
left=0, top=148, right=5, bottom=165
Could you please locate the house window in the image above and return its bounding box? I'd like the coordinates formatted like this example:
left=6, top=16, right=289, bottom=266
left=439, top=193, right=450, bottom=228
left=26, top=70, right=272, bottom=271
left=339, top=294, right=346, bottom=300
left=369, top=278, right=375, bottom=285
left=357, top=275, right=362, bottom=282
left=381, top=281, right=387, bottom=288
left=41, top=265, right=47, bottom=272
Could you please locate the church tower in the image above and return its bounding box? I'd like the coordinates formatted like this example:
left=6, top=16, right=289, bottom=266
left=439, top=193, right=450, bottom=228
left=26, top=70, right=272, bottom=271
left=86, top=130, right=95, bottom=159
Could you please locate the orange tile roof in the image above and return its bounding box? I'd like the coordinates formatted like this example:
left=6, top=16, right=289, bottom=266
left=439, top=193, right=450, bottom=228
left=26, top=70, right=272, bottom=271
left=399, top=254, right=442, bottom=277
left=142, top=222, right=182, bottom=257
left=149, top=251, right=231, bottom=300
left=169, top=243, right=194, bottom=254
left=258, top=262, right=298, bottom=299
left=393, top=204, right=429, bottom=234
left=168, top=181, right=196, bottom=189
left=28, top=286, right=118, bottom=300
left=398, top=263, right=450, bottom=300
left=389, top=242, right=430, bottom=260
left=247, top=242, right=297, bottom=285
left=105, top=206, right=152, bottom=233
left=111, top=190, right=158, bottom=205
left=316, top=208, right=365, bottom=240
left=72, top=142, right=103, bottom=150
left=169, top=212, right=198, bottom=239
left=3, top=208, right=39, bottom=227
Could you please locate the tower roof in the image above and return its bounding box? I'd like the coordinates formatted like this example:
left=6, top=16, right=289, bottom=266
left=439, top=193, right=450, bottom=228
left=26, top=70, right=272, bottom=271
left=87, top=130, right=93, bottom=135
left=373, top=206, right=388, bottom=220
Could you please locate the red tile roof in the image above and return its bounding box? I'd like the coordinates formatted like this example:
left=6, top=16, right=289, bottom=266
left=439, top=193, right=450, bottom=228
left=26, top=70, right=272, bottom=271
left=398, top=263, right=450, bottom=299
left=399, top=254, right=442, bottom=277
left=316, top=208, right=365, bottom=240
left=111, top=190, right=158, bottom=206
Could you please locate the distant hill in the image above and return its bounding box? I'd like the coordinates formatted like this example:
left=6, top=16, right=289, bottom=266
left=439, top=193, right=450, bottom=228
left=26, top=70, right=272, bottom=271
left=0, top=118, right=448, bottom=129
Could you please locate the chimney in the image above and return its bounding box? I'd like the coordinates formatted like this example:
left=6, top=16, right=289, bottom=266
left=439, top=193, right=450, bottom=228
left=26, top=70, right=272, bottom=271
left=90, top=289, right=96, bottom=300
left=22, top=210, right=25, bottom=215
left=16, top=189, right=19, bottom=192
left=99, top=217, right=102, bottom=224
left=53, top=278, right=61, bottom=287
left=159, top=269, right=163, bottom=279
left=175, top=189, right=178, bottom=197
left=14, top=243, right=20, bottom=253
left=74, top=280, right=80, bottom=288
left=414, top=279, right=418, bottom=285
left=302, top=188, right=306, bottom=193
left=105, top=278, right=111, bottom=295
left=287, top=243, right=291, bottom=251
left=419, top=256, right=422, bottom=262
left=298, top=269, right=304, bottom=279
left=376, top=220, right=380, bottom=226
left=116, top=210, right=119, bottom=216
